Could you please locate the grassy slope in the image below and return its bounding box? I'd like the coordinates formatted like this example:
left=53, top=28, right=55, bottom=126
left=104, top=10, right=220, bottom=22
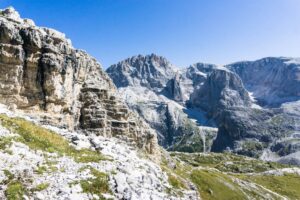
left=0, top=114, right=111, bottom=199
left=242, top=173, right=300, bottom=200
left=163, top=152, right=300, bottom=200
left=0, top=114, right=107, bottom=163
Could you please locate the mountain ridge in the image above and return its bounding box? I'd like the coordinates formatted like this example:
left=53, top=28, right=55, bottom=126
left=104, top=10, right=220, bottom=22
left=107, top=54, right=300, bottom=165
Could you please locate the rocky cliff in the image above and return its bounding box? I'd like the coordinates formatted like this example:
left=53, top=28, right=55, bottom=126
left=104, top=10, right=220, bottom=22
left=227, top=57, right=300, bottom=107
left=190, top=68, right=252, bottom=117
left=189, top=61, right=300, bottom=162
left=0, top=7, right=158, bottom=155
left=107, top=56, right=219, bottom=152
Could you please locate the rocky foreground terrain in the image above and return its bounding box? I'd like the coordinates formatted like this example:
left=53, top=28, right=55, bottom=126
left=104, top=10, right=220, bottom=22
left=0, top=7, right=300, bottom=200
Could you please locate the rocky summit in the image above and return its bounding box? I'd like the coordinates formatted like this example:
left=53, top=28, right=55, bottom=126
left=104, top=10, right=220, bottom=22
left=0, top=6, right=300, bottom=200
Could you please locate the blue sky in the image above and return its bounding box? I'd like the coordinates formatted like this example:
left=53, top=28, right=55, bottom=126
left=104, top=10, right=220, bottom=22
left=1, top=0, right=299, bottom=68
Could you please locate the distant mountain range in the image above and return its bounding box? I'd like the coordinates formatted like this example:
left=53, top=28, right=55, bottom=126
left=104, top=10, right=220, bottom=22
left=107, top=54, right=300, bottom=165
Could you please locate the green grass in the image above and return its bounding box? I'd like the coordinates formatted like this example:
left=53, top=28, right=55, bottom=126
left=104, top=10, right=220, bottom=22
left=0, top=136, right=15, bottom=154
left=31, top=183, right=50, bottom=192
left=34, top=166, right=48, bottom=175
left=0, top=114, right=107, bottom=163
left=160, top=156, right=192, bottom=196
left=168, top=174, right=186, bottom=189
left=190, top=169, right=246, bottom=200
left=0, top=136, right=13, bottom=151
left=5, top=181, right=26, bottom=200
left=243, top=173, right=300, bottom=199
left=170, top=152, right=287, bottom=173
left=3, top=170, right=14, bottom=181
left=77, top=167, right=111, bottom=198
left=162, top=152, right=299, bottom=199
left=189, top=169, right=280, bottom=200
left=169, top=119, right=205, bottom=153
left=2, top=170, right=27, bottom=200
left=2, top=170, right=49, bottom=198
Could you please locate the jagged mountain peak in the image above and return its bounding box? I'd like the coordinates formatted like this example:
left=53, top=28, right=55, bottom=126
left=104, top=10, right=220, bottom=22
left=123, top=53, right=173, bottom=67
left=0, top=6, right=73, bottom=47
left=0, top=6, right=35, bottom=27
left=0, top=7, right=21, bottom=20
left=106, top=54, right=176, bottom=89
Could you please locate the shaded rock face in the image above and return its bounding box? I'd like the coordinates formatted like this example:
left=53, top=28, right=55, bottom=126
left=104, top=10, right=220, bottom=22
left=190, top=69, right=252, bottom=117
left=162, top=73, right=184, bottom=102
left=186, top=62, right=299, bottom=160
left=169, top=63, right=222, bottom=103
left=187, top=68, right=268, bottom=157
left=162, top=63, right=218, bottom=103
left=0, top=7, right=158, bottom=155
left=211, top=108, right=297, bottom=157
left=188, top=67, right=299, bottom=158
left=227, top=57, right=300, bottom=107
left=106, top=54, right=175, bottom=91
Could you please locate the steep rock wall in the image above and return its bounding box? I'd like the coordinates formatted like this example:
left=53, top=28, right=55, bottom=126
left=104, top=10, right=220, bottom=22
left=0, top=7, right=158, bottom=155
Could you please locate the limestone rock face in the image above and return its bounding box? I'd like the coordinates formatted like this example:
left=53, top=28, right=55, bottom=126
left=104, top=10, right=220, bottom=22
left=187, top=66, right=299, bottom=158
left=173, top=63, right=224, bottom=102
left=188, top=62, right=300, bottom=161
left=190, top=68, right=252, bottom=117
left=0, top=7, right=158, bottom=155
left=163, top=73, right=184, bottom=102
left=227, top=57, right=300, bottom=107
left=106, top=54, right=175, bottom=91
left=107, top=57, right=218, bottom=152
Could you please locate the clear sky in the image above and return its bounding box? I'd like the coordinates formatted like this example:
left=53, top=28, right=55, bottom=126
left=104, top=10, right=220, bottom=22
left=1, top=0, right=300, bottom=68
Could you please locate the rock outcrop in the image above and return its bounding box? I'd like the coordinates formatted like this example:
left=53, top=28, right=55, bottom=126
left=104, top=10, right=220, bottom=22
left=162, top=73, right=184, bottom=102
left=0, top=7, right=158, bottom=155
